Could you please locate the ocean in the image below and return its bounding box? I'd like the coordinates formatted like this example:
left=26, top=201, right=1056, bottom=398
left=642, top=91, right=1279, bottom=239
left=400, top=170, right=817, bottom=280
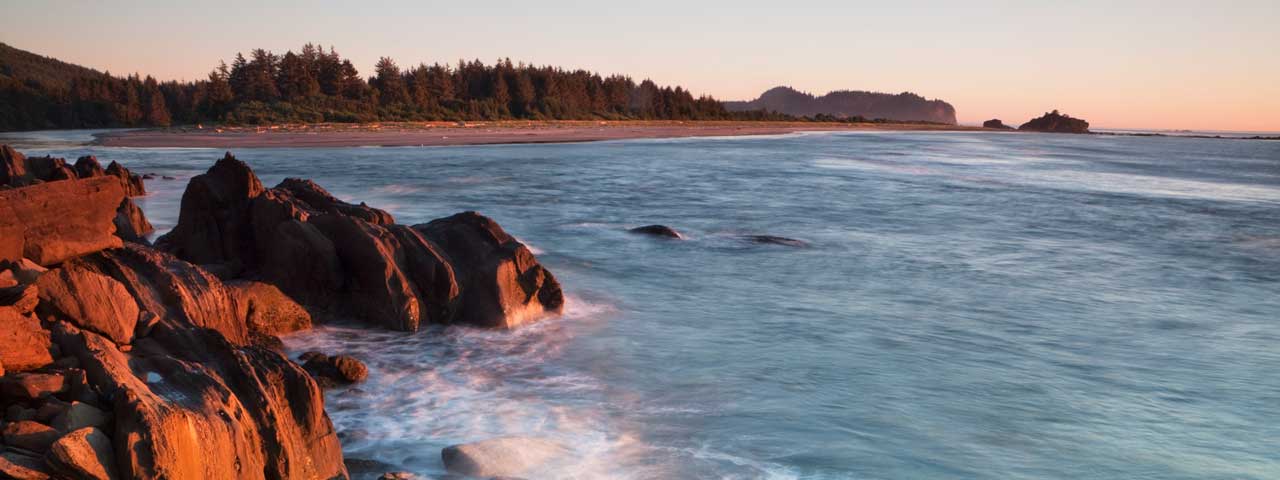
left=5, top=130, right=1279, bottom=479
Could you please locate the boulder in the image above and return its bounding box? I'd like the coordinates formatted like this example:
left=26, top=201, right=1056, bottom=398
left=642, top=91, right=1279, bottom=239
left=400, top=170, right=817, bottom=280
left=63, top=243, right=249, bottom=346
left=0, top=307, right=53, bottom=372
left=105, top=161, right=145, bottom=197
left=73, top=156, right=106, bottom=180
left=982, top=119, right=1014, bottom=129
left=299, top=352, right=368, bottom=387
left=227, top=280, right=312, bottom=336
left=1019, top=110, right=1090, bottom=133
left=51, top=402, right=110, bottom=432
left=155, top=153, right=265, bottom=275
left=26, top=156, right=76, bottom=183
left=1, top=283, right=40, bottom=314
left=112, top=198, right=154, bottom=244
left=441, top=436, right=568, bottom=478
left=312, top=215, right=458, bottom=331
left=628, top=224, right=683, bottom=238
left=0, top=372, right=65, bottom=400
left=415, top=212, right=564, bottom=328
left=1, top=421, right=60, bottom=452
left=1, top=144, right=33, bottom=186
left=45, top=427, right=118, bottom=480
left=51, top=322, right=347, bottom=480
left=0, top=450, right=51, bottom=480
left=0, top=176, right=125, bottom=266
left=36, top=265, right=140, bottom=345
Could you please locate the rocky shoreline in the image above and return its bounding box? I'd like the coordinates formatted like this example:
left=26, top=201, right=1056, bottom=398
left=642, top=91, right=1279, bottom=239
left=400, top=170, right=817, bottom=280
left=1, top=145, right=564, bottom=479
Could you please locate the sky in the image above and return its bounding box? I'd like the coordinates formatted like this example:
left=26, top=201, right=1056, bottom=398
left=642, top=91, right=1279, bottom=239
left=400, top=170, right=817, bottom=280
left=3, top=0, right=1278, bottom=131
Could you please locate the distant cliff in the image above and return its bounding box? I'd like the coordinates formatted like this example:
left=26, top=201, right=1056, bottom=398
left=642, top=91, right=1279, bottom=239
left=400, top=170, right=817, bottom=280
left=1018, top=110, right=1090, bottom=133
left=724, top=86, right=957, bottom=124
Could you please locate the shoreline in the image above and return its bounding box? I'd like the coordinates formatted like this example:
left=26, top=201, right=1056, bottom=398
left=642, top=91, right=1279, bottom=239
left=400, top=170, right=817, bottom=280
left=93, top=120, right=986, bottom=148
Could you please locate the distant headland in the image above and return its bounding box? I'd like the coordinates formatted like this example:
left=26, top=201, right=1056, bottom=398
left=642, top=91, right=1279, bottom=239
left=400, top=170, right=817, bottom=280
left=724, top=86, right=957, bottom=124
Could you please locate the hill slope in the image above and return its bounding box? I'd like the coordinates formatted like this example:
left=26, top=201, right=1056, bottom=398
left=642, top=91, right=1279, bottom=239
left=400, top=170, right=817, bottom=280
left=725, top=86, right=957, bottom=124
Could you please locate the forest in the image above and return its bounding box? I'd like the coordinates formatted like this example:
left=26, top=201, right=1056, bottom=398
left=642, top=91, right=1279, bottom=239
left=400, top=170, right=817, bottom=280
left=1, top=42, right=817, bottom=130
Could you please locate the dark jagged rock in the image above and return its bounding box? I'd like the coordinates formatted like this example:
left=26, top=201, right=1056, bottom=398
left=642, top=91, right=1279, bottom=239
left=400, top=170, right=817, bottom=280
left=0, top=449, right=51, bottom=479
left=26, top=156, right=77, bottom=183
left=310, top=215, right=458, bottom=331
left=741, top=235, right=809, bottom=247
left=1, top=145, right=32, bottom=186
left=105, top=161, right=145, bottom=197
left=629, top=224, right=683, bottom=239
left=73, top=156, right=106, bottom=179
left=155, top=153, right=264, bottom=275
left=275, top=177, right=394, bottom=225
left=113, top=198, right=154, bottom=244
left=1, top=420, right=60, bottom=452
left=416, top=212, right=565, bottom=328
left=983, top=119, right=1014, bottom=130
left=1019, top=110, right=1090, bottom=133
left=157, top=153, right=562, bottom=331
left=0, top=176, right=124, bottom=266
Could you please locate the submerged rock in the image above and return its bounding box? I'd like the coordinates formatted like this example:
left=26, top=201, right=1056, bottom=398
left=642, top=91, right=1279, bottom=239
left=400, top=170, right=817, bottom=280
left=441, top=436, right=569, bottom=478
left=741, top=235, right=809, bottom=247
left=629, top=224, right=683, bottom=239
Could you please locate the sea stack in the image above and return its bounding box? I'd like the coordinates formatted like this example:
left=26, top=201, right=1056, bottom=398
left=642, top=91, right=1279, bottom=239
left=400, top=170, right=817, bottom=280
left=1018, top=110, right=1090, bottom=133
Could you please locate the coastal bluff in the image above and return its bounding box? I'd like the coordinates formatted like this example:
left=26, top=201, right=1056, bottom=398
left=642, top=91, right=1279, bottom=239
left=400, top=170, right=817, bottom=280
left=0, top=146, right=564, bottom=479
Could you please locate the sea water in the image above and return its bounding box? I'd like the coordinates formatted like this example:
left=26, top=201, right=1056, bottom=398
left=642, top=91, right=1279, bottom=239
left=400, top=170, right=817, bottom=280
left=6, top=130, right=1280, bottom=479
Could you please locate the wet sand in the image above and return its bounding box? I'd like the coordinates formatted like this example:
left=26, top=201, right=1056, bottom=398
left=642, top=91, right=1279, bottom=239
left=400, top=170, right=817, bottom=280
left=94, top=121, right=984, bottom=148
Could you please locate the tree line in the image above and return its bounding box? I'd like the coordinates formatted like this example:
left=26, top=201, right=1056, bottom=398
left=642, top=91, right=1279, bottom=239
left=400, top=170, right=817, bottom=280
left=2, top=43, right=802, bottom=130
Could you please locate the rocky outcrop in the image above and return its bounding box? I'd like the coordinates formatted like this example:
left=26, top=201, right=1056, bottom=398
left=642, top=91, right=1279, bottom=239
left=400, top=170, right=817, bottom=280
left=0, top=176, right=124, bottom=266
left=228, top=280, right=313, bottom=337
left=629, top=224, right=682, bottom=239
left=112, top=198, right=153, bottom=243
left=46, top=427, right=118, bottom=480
left=157, top=153, right=563, bottom=331
left=1019, top=110, right=1090, bottom=133
left=741, top=235, right=809, bottom=247
left=105, top=161, right=145, bottom=197
left=983, top=119, right=1014, bottom=129
left=35, top=264, right=140, bottom=345
left=0, top=147, right=349, bottom=480
left=416, top=212, right=564, bottom=328
left=441, top=436, right=569, bottom=477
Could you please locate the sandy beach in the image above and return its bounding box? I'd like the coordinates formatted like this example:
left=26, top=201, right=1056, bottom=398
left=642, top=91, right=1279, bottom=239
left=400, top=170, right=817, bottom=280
left=94, top=120, right=984, bottom=148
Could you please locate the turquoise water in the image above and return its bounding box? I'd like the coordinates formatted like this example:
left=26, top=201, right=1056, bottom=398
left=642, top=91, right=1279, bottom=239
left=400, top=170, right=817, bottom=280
left=8, top=131, right=1280, bottom=479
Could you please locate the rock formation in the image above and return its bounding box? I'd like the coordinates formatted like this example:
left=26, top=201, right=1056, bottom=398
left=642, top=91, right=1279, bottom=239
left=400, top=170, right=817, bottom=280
left=983, top=119, right=1014, bottom=129
left=0, top=145, right=567, bottom=479
left=157, top=153, right=563, bottom=331
left=1018, top=110, right=1091, bottom=133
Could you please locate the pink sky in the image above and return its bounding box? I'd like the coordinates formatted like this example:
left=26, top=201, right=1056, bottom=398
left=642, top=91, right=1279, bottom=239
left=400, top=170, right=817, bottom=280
left=4, top=1, right=1277, bottom=131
